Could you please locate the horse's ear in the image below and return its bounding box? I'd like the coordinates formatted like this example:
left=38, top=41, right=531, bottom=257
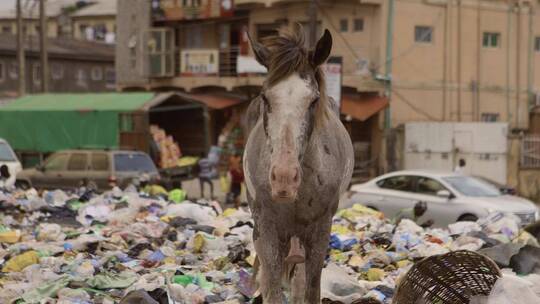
left=310, top=29, right=332, bottom=67
left=247, top=31, right=269, bottom=68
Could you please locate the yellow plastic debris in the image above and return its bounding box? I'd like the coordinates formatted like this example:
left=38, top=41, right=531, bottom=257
left=331, top=225, right=351, bottom=235
left=245, top=254, right=256, bottom=266
left=367, top=268, right=385, bottom=281
left=0, top=230, right=21, bottom=244
left=222, top=208, right=237, bottom=217
left=2, top=250, right=40, bottom=272
left=193, top=233, right=206, bottom=253
left=396, top=260, right=412, bottom=268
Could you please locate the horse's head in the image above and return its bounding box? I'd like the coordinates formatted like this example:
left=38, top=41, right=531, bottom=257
left=248, top=26, right=332, bottom=203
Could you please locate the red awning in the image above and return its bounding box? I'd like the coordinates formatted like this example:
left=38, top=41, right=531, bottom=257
left=341, top=94, right=389, bottom=121
left=190, top=94, right=244, bottom=110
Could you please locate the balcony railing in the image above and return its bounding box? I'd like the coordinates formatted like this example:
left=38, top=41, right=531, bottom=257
left=219, top=46, right=240, bottom=77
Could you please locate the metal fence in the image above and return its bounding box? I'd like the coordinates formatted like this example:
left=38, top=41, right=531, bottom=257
left=521, top=135, right=540, bottom=168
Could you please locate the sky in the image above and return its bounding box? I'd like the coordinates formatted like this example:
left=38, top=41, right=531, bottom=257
left=0, top=0, right=15, bottom=11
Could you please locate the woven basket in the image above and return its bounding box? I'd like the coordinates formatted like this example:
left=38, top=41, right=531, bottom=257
left=393, top=250, right=501, bottom=304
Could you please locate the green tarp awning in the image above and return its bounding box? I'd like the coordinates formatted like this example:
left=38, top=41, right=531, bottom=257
left=0, top=93, right=154, bottom=153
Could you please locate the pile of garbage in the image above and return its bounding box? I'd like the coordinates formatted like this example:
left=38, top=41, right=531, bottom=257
left=0, top=187, right=539, bottom=304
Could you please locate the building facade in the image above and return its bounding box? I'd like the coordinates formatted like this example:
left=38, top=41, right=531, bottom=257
left=0, top=0, right=116, bottom=43
left=0, top=34, right=115, bottom=95
left=115, top=0, right=540, bottom=183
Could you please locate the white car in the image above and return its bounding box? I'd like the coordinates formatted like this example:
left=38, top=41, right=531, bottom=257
left=0, top=138, right=22, bottom=189
left=344, top=170, right=539, bottom=227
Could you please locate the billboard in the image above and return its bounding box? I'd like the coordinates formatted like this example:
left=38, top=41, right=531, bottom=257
left=180, top=49, right=219, bottom=75
left=152, top=0, right=234, bottom=21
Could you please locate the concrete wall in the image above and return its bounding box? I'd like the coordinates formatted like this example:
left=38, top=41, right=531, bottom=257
left=116, top=0, right=151, bottom=88
left=389, top=0, right=533, bottom=130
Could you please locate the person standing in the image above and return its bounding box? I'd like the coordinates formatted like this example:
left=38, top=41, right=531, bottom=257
left=198, top=156, right=217, bottom=199
left=454, top=158, right=466, bottom=173
left=228, top=152, right=244, bottom=208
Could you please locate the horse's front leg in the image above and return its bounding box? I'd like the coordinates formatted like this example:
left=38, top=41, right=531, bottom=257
left=304, top=218, right=332, bottom=304
left=254, top=224, right=285, bottom=303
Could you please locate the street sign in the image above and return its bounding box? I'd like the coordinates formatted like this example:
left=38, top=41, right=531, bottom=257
left=323, top=56, right=343, bottom=110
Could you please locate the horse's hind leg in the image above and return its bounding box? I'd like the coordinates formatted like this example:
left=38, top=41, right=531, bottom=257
left=290, top=263, right=306, bottom=304
left=255, top=233, right=285, bottom=303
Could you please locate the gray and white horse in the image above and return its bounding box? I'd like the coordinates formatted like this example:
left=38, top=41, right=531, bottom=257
left=243, top=26, right=354, bottom=303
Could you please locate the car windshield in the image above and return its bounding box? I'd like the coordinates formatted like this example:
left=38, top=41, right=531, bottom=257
left=0, top=142, right=16, bottom=162
left=114, top=153, right=157, bottom=173
left=443, top=176, right=501, bottom=197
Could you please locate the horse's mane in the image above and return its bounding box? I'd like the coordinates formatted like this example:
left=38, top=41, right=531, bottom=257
left=261, top=25, right=329, bottom=123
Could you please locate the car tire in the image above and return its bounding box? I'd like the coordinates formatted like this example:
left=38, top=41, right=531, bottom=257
left=458, top=214, right=478, bottom=222
left=15, top=180, right=31, bottom=190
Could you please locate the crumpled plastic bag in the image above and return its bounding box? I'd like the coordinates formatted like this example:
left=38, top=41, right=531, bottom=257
left=451, top=235, right=485, bottom=251
left=37, top=223, right=66, bottom=241
left=2, top=250, right=40, bottom=272
left=448, top=221, right=482, bottom=235
left=21, top=275, right=71, bottom=303
left=470, top=273, right=540, bottom=303
left=86, top=271, right=138, bottom=289
left=321, top=263, right=366, bottom=303
left=165, top=202, right=217, bottom=224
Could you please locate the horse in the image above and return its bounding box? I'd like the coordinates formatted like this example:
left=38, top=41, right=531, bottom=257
left=243, top=25, right=354, bottom=303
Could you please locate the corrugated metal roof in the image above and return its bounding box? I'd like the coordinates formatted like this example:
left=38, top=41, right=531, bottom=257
left=71, top=0, right=116, bottom=17
left=0, top=93, right=155, bottom=111
left=341, top=94, right=388, bottom=121
left=0, top=34, right=114, bottom=60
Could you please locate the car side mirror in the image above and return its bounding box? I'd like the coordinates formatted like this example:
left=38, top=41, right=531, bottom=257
left=437, top=190, right=452, bottom=199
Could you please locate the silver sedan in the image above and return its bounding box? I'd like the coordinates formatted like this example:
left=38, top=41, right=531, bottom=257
left=342, top=170, right=539, bottom=227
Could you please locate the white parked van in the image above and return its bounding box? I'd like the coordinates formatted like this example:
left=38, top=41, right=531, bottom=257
left=0, top=138, right=22, bottom=188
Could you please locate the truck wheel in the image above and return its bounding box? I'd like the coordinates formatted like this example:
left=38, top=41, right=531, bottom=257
left=458, top=214, right=478, bottom=222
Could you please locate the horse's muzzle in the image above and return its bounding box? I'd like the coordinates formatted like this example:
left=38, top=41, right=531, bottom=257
left=269, top=164, right=300, bottom=203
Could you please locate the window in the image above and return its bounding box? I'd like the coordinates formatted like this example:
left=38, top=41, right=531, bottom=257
left=0, top=143, right=16, bottom=161
left=91, top=153, right=109, bottom=171
left=535, top=36, right=540, bottom=52
left=483, top=32, right=500, bottom=48
left=68, top=153, right=88, bottom=171
left=44, top=153, right=70, bottom=171
left=76, top=68, right=88, bottom=87
left=354, top=18, right=364, bottom=32
left=91, top=67, right=103, bottom=81
left=79, top=24, right=88, bottom=38
left=443, top=176, right=501, bottom=197
left=417, top=177, right=446, bottom=196
left=105, top=68, right=116, bottom=87
left=33, top=63, right=41, bottom=84
left=521, top=135, right=540, bottom=168
left=9, top=62, right=18, bottom=79
left=0, top=61, right=4, bottom=82
left=415, top=26, right=433, bottom=43
left=481, top=113, right=500, bottom=122
left=377, top=175, right=416, bottom=192
left=148, top=28, right=174, bottom=77
left=114, top=153, right=157, bottom=173
left=51, top=64, right=64, bottom=80
left=256, top=23, right=280, bottom=40
left=2, top=25, right=11, bottom=34
left=340, top=19, right=348, bottom=32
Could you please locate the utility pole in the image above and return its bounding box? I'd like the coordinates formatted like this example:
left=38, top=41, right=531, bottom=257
left=16, top=0, right=25, bottom=96
left=308, top=0, right=317, bottom=48
left=383, top=0, right=395, bottom=172
left=39, top=0, right=49, bottom=92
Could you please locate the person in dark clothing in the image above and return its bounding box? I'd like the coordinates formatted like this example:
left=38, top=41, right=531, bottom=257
left=0, top=165, right=10, bottom=189
left=227, top=153, right=244, bottom=208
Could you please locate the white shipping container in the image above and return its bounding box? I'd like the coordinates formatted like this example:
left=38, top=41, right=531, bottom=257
left=404, top=122, right=508, bottom=184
